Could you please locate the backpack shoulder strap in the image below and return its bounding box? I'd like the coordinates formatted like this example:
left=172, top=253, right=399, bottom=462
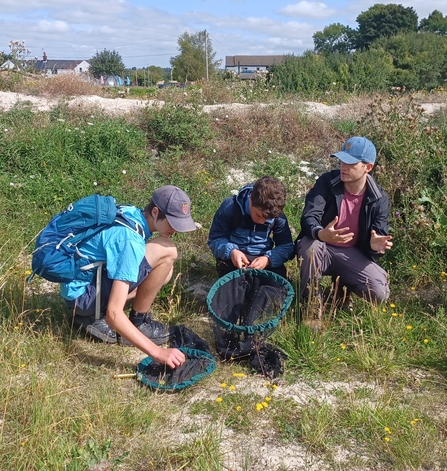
left=115, top=207, right=146, bottom=239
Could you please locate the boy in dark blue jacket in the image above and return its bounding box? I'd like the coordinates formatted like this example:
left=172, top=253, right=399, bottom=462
left=208, top=176, right=294, bottom=279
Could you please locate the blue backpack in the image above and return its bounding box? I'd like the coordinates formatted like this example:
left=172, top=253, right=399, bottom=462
left=28, top=194, right=146, bottom=284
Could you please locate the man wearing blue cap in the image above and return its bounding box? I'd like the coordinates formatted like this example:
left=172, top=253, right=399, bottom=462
left=64, top=185, right=196, bottom=368
left=296, top=136, right=393, bottom=313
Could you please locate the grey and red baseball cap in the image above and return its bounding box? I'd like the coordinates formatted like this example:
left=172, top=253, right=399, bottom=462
left=152, top=185, right=196, bottom=232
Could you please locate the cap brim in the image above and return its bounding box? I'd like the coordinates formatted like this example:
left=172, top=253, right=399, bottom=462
left=166, top=214, right=197, bottom=232
left=331, top=151, right=361, bottom=164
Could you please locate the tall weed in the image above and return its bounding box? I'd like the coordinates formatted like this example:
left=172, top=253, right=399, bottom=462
left=357, top=94, right=447, bottom=285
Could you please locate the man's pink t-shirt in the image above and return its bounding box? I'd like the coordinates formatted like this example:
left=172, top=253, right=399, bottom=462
left=331, top=189, right=365, bottom=247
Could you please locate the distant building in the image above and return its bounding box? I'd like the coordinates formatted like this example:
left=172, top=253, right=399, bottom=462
left=0, top=60, right=16, bottom=70
left=33, top=52, right=90, bottom=76
left=225, top=55, right=286, bottom=78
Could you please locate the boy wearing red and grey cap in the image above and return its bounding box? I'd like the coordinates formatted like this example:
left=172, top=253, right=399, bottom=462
left=296, top=136, right=393, bottom=312
left=63, top=185, right=196, bottom=368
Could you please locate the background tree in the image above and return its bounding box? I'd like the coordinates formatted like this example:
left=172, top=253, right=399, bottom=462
left=374, top=31, right=447, bottom=89
left=313, top=23, right=356, bottom=54
left=89, top=49, right=125, bottom=78
left=147, top=65, right=164, bottom=84
left=170, top=30, right=216, bottom=82
left=269, top=51, right=337, bottom=94
left=356, top=4, right=418, bottom=49
left=0, top=51, right=13, bottom=64
left=419, top=10, right=447, bottom=35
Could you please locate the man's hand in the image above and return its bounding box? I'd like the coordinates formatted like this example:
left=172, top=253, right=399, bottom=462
left=247, top=255, right=269, bottom=270
left=318, top=216, right=354, bottom=244
left=231, top=249, right=249, bottom=269
left=152, top=347, right=186, bottom=369
left=370, top=230, right=393, bottom=253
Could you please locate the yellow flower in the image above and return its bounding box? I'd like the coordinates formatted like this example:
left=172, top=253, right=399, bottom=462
left=392, top=313, right=398, bottom=317
left=25, top=269, right=32, bottom=275
left=337, top=358, right=341, bottom=361
left=424, top=338, right=429, bottom=344
left=382, top=308, right=387, bottom=312
left=229, top=385, right=236, bottom=391
left=340, top=343, right=346, bottom=350
left=384, top=437, right=390, bottom=442
left=220, top=383, right=227, bottom=388
left=262, top=402, right=269, bottom=408
left=412, top=265, right=417, bottom=269
left=216, top=397, right=223, bottom=403
left=233, top=373, right=245, bottom=378
left=384, top=427, right=391, bottom=434
left=264, top=382, right=270, bottom=387
left=402, top=337, right=407, bottom=341
left=411, top=287, right=415, bottom=291
left=265, top=397, right=271, bottom=402
left=256, top=403, right=263, bottom=411
left=236, top=406, right=242, bottom=411
left=390, top=303, right=396, bottom=308
left=21, top=364, right=26, bottom=368
left=272, top=384, right=278, bottom=389
left=406, top=325, right=413, bottom=330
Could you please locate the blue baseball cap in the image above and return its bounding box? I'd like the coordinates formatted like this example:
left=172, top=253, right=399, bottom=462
left=331, top=136, right=376, bottom=164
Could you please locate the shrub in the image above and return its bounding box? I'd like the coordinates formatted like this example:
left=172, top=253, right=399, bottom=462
left=138, top=102, right=214, bottom=152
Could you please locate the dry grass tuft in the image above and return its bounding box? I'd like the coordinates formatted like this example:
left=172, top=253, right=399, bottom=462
left=2, top=72, right=106, bottom=97
left=208, top=104, right=344, bottom=166
left=36, top=74, right=104, bottom=97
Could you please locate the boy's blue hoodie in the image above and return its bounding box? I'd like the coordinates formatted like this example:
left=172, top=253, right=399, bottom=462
left=207, top=184, right=294, bottom=268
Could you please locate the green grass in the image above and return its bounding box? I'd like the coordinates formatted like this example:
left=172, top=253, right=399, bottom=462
left=1, top=85, right=447, bottom=470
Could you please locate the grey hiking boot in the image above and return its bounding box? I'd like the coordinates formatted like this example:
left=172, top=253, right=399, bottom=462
left=86, top=318, right=118, bottom=344
left=130, top=313, right=175, bottom=346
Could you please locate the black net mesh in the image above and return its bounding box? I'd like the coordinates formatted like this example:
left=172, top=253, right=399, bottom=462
left=207, top=269, right=294, bottom=378
left=137, top=349, right=216, bottom=390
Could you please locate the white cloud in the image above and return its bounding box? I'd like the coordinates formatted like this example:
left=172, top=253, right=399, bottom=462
left=35, top=20, right=71, bottom=33
left=280, top=1, right=337, bottom=19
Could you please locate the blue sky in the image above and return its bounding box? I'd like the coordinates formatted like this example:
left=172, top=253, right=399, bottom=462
left=0, top=0, right=445, bottom=69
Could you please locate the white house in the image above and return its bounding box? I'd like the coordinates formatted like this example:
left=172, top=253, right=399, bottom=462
left=0, top=60, right=17, bottom=70
left=225, top=55, right=286, bottom=78
left=33, top=53, right=90, bottom=76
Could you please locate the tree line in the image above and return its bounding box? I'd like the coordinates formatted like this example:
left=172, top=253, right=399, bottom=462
left=7, top=4, right=444, bottom=92
left=269, top=5, right=447, bottom=93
